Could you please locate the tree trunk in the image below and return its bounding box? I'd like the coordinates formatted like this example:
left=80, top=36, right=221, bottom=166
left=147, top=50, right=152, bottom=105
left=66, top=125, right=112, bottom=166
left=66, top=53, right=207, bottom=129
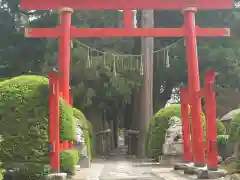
left=85, top=109, right=103, bottom=155
left=138, top=10, right=154, bottom=157
left=130, top=89, right=141, bottom=155
left=109, top=120, right=115, bottom=149
left=123, top=101, right=133, bottom=145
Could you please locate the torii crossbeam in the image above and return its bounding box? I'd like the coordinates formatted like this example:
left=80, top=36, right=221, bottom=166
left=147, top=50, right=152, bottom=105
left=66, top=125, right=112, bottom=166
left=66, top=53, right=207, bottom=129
left=21, top=0, right=232, bottom=10
left=20, top=0, right=232, bottom=172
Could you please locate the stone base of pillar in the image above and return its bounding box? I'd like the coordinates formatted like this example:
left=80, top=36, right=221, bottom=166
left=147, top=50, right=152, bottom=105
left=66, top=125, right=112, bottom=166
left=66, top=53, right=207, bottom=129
left=47, top=173, right=67, bottom=180
left=196, top=168, right=226, bottom=179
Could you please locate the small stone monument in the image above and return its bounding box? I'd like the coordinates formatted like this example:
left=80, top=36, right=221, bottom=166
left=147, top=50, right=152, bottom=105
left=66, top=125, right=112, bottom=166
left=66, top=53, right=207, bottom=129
left=160, top=116, right=184, bottom=164
left=75, top=120, right=91, bottom=168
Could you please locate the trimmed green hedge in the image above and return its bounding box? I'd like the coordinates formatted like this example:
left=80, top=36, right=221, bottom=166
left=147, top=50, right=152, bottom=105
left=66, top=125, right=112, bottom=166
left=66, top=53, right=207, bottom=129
left=60, top=100, right=76, bottom=140
left=147, top=104, right=226, bottom=159
left=0, top=75, right=76, bottom=179
left=60, top=150, right=79, bottom=174
left=73, top=108, right=95, bottom=159
left=147, top=104, right=183, bottom=159
left=216, top=120, right=227, bottom=135
left=229, top=113, right=240, bottom=144
left=202, top=119, right=226, bottom=136
left=0, top=169, right=3, bottom=180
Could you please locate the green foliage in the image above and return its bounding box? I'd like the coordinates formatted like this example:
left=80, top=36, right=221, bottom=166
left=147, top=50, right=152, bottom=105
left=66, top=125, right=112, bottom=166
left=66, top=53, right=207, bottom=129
left=229, top=113, right=240, bottom=143
left=60, top=100, right=76, bottom=140
left=216, top=120, right=227, bottom=135
left=147, top=104, right=225, bottom=159
left=0, top=169, right=3, bottom=180
left=60, top=150, right=79, bottom=174
left=217, top=135, right=232, bottom=160
left=145, top=125, right=152, bottom=157
left=147, top=104, right=182, bottom=159
left=73, top=108, right=95, bottom=159
left=202, top=119, right=226, bottom=137
left=0, top=75, right=76, bottom=179
left=217, top=135, right=229, bottom=146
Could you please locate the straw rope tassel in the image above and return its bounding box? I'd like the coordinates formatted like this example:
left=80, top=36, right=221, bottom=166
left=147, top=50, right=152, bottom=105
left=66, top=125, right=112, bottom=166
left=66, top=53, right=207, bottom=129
left=166, top=49, right=170, bottom=68
left=90, top=49, right=93, bottom=67
left=87, top=48, right=91, bottom=68
left=140, top=55, right=144, bottom=76
left=113, top=55, right=117, bottom=76
left=103, top=53, right=106, bottom=66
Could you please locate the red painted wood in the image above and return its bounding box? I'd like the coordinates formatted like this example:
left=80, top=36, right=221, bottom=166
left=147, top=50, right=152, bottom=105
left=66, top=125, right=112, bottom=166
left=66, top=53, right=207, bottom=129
left=204, top=71, right=218, bottom=169
left=20, top=0, right=232, bottom=10
left=195, top=26, right=230, bottom=37
left=71, top=27, right=185, bottom=37
left=184, top=9, right=205, bottom=166
left=180, top=88, right=192, bottom=162
left=25, top=27, right=61, bottom=38
left=25, top=27, right=230, bottom=38
left=48, top=72, right=60, bottom=171
left=58, top=11, right=73, bottom=150
left=124, top=10, right=133, bottom=28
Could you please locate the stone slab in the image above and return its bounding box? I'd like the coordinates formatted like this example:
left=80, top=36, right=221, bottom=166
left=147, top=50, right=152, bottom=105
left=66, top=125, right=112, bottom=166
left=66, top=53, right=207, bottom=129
left=152, top=168, right=191, bottom=180
left=79, top=156, right=91, bottom=168
left=47, top=173, right=67, bottom=180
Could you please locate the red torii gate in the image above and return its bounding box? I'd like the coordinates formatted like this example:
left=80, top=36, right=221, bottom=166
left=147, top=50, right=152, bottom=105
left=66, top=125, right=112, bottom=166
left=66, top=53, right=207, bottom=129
left=180, top=71, right=218, bottom=169
left=20, top=0, right=232, bottom=172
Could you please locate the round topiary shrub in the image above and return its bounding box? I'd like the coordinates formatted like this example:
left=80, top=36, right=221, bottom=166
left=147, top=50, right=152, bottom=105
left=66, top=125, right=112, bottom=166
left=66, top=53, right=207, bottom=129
left=147, top=104, right=183, bottom=159
left=229, top=113, right=240, bottom=143
left=0, top=75, right=76, bottom=179
left=216, top=120, right=227, bottom=135
left=0, top=169, right=3, bottom=180
left=217, top=135, right=233, bottom=160
left=73, top=108, right=95, bottom=160
left=229, top=113, right=240, bottom=159
left=203, top=119, right=226, bottom=135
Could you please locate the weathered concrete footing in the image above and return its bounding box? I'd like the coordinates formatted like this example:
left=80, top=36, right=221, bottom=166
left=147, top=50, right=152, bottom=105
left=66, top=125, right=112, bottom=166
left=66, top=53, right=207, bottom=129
left=47, top=173, right=67, bottom=180
left=173, top=163, right=188, bottom=170
left=184, top=166, right=198, bottom=175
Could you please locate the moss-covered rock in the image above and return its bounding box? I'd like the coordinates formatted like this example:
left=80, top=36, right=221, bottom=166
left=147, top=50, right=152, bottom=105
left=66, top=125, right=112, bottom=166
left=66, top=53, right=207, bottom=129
left=0, top=75, right=76, bottom=179
left=73, top=108, right=95, bottom=159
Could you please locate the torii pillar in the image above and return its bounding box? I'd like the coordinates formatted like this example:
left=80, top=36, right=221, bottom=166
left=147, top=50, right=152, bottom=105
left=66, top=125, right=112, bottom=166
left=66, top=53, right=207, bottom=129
left=183, top=6, right=205, bottom=166
left=59, top=8, right=73, bottom=103
left=59, top=8, right=73, bottom=149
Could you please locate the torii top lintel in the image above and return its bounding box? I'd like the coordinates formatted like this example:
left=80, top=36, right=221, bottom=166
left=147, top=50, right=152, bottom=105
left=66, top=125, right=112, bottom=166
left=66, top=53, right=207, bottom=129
left=20, top=0, right=232, bottom=10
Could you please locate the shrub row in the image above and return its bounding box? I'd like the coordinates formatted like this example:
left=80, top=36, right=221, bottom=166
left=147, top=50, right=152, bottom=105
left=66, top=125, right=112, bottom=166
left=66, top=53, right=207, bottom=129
left=0, top=75, right=92, bottom=179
